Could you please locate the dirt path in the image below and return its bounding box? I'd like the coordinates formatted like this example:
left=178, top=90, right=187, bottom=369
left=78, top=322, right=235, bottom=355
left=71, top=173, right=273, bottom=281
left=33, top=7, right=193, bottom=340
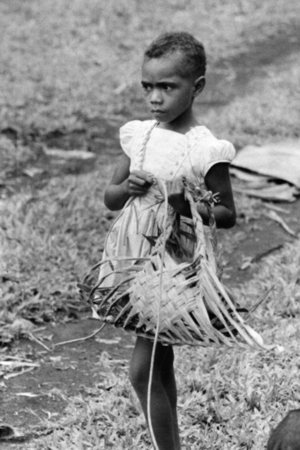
left=0, top=321, right=134, bottom=444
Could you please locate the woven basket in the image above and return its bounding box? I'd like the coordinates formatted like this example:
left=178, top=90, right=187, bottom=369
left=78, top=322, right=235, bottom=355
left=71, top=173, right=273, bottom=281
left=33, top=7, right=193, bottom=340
left=79, top=178, right=264, bottom=348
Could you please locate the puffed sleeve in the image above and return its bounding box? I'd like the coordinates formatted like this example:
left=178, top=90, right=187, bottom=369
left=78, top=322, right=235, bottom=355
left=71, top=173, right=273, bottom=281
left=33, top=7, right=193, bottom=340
left=203, top=139, right=236, bottom=176
left=119, top=120, right=142, bottom=157
left=189, top=127, right=236, bottom=178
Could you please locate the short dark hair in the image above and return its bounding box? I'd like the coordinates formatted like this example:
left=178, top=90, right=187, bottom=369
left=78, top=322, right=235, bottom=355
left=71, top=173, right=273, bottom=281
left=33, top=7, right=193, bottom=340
left=144, top=32, right=206, bottom=78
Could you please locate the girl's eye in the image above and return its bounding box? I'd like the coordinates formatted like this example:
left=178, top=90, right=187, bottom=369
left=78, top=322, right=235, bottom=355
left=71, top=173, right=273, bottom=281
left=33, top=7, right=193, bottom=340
left=142, top=84, right=152, bottom=92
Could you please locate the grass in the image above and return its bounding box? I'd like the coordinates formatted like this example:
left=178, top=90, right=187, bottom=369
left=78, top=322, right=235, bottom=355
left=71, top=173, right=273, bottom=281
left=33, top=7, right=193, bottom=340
left=0, top=170, right=113, bottom=341
left=0, top=0, right=300, bottom=448
left=203, top=53, right=300, bottom=148
left=0, top=0, right=299, bottom=135
left=31, top=241, right=300, bottom=449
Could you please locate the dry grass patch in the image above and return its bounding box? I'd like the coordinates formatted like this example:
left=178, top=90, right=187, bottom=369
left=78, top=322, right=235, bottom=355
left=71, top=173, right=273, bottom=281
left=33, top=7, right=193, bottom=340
left=0, top=168, right=114, bottom=342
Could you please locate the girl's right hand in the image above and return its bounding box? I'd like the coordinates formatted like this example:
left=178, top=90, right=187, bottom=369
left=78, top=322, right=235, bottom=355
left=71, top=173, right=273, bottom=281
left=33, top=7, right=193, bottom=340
left=104, top=155, right=154, bottom=210
left=126, top=170, right=154, bottom=196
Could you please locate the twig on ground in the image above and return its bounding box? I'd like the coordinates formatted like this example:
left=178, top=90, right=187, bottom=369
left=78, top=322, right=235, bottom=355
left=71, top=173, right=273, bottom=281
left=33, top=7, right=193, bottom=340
left=0, top=360, right=39, bottom=368
left=245, top=286, right=275, bottom=317
left=54, top=323, right=106, bottom=348
left=27, top=332, right=52, bottom=352
left=240, top=244, right=284, bottom=270
left=264, top=210, right=298, bottom=237
left=252, top=244, right=284, bottom=263
left=4, top=366, right=39, bottom=380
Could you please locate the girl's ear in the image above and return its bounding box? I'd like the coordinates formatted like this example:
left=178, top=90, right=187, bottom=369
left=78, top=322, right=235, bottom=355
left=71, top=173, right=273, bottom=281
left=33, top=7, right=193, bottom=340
left=193, top=76, right=206, bottom=97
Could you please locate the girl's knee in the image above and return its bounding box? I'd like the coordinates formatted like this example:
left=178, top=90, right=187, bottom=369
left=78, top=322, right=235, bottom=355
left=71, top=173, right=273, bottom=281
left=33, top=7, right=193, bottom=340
left=129, top=342, right=150, bottom=391
left=129, top=356, right=150, bottom=392
left=129, top=338, right=159, bottom=392
left=129, top=338, right=173, bottom=393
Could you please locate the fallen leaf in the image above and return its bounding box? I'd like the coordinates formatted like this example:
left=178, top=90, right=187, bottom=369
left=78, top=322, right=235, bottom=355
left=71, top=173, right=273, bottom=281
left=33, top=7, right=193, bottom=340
left=95, top=337, right=121, bottom=345
left=22, top=167, right=45, bottom=178
left=15, top=392, right=40, bottom=398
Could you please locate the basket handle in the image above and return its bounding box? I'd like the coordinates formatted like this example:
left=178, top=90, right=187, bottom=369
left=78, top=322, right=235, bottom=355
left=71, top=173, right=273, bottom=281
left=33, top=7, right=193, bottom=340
left=150, top=178, right=219, bottom=267
left=183, top=179, right=219, bottom=262
left=135, top=121, right=219, bottom=266
left=136, top=121, right=159, bottom=171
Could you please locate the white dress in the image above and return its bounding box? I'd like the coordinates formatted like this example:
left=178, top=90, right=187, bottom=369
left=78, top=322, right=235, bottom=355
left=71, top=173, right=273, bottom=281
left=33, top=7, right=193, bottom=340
left=99, top=120, right=235, bottom=288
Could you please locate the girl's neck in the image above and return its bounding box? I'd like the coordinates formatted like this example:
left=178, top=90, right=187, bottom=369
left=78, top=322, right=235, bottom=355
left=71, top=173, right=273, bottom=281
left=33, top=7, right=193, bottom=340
left=157, top=112, right=199, bottom=135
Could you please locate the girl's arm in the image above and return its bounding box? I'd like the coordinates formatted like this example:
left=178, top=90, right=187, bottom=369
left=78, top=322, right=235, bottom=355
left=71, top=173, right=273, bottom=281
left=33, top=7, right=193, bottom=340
left=168, top=163, right=236, bottom=229
left=104, top=154, right=154, bottom=211
left=200, top=162, right=236, bottom=228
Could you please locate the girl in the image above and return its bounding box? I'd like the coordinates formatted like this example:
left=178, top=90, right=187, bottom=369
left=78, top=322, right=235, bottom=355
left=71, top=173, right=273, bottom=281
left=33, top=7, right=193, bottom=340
left=99, top=32, right=236, bottom=449
left=267, top=409, right=300, bottom=450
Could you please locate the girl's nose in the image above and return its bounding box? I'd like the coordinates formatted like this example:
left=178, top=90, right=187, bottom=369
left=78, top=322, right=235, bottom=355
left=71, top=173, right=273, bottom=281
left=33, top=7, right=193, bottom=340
left=150, top=88, right=162, bottom=104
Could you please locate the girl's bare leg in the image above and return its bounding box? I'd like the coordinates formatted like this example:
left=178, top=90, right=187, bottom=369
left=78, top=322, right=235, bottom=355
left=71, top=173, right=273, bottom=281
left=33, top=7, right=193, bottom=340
left=160, top=346, right=180, bottom=450
left=129, top=337, right=180, bottom=450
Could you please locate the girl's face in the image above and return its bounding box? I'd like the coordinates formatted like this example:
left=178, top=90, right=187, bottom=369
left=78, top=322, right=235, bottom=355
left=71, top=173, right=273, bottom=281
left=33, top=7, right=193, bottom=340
left=141, top=52, right=204, bottom=129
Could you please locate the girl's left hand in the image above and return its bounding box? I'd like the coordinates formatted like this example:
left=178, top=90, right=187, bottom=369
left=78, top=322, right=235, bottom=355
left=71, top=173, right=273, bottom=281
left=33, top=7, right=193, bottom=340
left=168, top=192, right=191, bottom=217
